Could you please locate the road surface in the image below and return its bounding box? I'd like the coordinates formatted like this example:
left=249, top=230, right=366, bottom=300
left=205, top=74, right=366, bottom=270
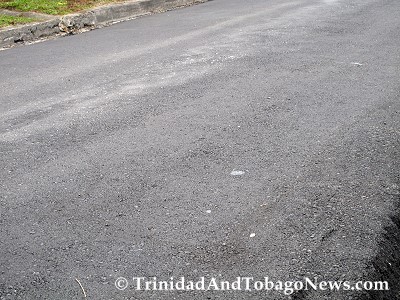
left=0, top=0, right=399, bottom=299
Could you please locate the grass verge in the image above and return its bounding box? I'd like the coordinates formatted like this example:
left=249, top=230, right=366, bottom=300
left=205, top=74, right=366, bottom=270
left=0, top=0, right=125, bottom=15
left=0, top=14, right=37, bottom=27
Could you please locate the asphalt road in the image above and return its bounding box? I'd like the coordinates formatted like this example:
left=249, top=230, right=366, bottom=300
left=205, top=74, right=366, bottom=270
left=1, top=0, right=399, bottom=299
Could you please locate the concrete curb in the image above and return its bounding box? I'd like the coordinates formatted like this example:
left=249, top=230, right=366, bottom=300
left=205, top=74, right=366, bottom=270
left=0, top=0, right=207, bottom=48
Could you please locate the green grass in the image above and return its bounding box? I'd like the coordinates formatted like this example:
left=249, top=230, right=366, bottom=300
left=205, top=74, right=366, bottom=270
left=0, top=0, right=124, bottom=15
left=0, top=0, right=69, bottom=15
left=0, top=14, right=37, bottom=27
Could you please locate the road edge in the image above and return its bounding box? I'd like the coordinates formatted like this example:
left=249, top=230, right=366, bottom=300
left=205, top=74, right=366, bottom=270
left=0, top=0, right=208, bottom=49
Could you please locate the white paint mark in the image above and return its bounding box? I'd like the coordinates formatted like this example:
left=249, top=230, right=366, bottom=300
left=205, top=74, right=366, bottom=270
left=230, top=170, right=245, bottom=176
left=250, top=233, right=256, bottom=238
left=351, top=62, right=363, bottom=66
left=206, top=210, right=212, bottom=214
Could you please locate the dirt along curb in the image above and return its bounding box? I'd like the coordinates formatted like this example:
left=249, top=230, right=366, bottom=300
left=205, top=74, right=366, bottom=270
left=0, top=0, right=208, bottom=49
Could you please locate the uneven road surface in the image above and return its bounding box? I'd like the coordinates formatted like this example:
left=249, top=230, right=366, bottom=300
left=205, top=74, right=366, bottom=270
left=1, top=0, right=399, bottom=299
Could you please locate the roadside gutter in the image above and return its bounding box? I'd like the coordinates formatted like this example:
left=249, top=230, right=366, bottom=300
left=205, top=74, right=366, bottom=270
left=0, top=0, right=208, bottom=49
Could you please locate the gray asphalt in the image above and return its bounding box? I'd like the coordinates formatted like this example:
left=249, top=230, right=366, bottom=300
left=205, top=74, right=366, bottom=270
left=1, top=0, right=399, bottom=299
